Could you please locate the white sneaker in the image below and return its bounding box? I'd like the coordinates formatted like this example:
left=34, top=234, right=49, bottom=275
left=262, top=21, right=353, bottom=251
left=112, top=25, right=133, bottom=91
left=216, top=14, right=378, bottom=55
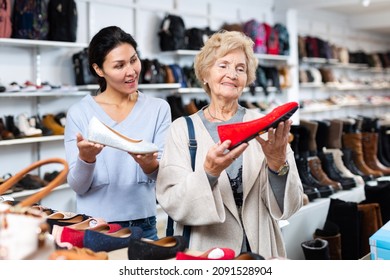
left=87, top=116, right=158, bottom=154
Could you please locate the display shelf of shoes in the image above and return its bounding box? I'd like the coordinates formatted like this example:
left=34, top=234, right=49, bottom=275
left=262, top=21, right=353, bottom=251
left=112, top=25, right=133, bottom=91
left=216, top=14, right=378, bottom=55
left=76, top=83, right=182, bottom=91
left=299, top=57, right=390, bottom=118
left=161, top=50, right=290, bottom=96
left=0, top=90, right=90, bottom=145
left=0, top=38, right=87, bottom=49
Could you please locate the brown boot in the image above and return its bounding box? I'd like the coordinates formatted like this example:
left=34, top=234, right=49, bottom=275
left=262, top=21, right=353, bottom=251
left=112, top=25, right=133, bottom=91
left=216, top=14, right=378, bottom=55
left=327, top=119, right=343, bottom=149
left=300, top=119, right=318, bottom=155
left=314, top=220, right=342, bottom=260
left=362, top=132, right=390, bottom=176
left=342, top=132, right=383, bottom=178
left=308, top=156, right=342, bottom=191
left=42, top=114, right=64, bottom=135
left=358, top=203, right=383, bottom=257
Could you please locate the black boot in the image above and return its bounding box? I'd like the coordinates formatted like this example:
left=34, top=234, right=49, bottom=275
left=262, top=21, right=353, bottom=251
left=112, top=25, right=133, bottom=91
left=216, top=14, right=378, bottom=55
left=301, top=238, right=330, bottom=260
left=326, top=198, right=360, bottom=260
left=378, top=125, right=390, bottom=167
left=296, top=154, right=334, bottom=198
left=342, top=148, right=374, bottom=182
left=319, top=151, right=356, bottom=190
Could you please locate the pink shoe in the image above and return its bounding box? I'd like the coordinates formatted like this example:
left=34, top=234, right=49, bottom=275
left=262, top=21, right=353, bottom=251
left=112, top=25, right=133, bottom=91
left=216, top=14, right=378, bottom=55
left=176, top=247, right=235, bottom=260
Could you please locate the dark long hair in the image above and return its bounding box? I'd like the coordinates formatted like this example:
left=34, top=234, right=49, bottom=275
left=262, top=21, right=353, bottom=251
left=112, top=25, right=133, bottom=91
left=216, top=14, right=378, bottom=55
left=88, top=26, right=138, bottom=92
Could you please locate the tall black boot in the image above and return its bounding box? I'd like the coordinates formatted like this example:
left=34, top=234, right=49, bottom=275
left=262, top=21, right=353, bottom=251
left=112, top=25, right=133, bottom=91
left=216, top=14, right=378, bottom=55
left=326, top=198, right=360, bottom=260
left=301, top=238, right=330, bottom=260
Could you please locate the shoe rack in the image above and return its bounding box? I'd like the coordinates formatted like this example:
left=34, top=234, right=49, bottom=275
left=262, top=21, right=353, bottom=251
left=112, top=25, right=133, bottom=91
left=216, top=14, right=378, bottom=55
left=0, top=38, right=90, bottom=211
left=298, top=56, right=390, bottom=121
left=162, top=49, right=292, bottom=102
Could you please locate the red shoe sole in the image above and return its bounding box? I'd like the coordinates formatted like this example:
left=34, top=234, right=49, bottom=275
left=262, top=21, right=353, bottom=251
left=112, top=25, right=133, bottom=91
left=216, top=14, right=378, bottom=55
left=217, top=101, right=299, bottom=150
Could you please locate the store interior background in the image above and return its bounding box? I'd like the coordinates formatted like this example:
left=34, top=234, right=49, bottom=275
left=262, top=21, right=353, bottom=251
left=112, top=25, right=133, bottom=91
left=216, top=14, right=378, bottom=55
left=0, top=0, right=389, bottom=259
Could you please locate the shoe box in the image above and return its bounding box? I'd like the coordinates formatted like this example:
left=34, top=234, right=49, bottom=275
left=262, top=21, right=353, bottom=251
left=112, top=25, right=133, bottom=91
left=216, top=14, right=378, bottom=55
left=369, top=220, right=390, bottom=260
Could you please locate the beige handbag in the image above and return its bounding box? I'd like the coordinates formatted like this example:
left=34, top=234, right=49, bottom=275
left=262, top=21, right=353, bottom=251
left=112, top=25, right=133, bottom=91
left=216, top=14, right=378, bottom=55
left=0, top=158, right=68, bottom=259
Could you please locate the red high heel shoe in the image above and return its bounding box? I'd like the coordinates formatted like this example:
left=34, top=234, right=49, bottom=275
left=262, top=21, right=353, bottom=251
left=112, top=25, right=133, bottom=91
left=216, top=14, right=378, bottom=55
left=217, top=101, right=299, bottom=150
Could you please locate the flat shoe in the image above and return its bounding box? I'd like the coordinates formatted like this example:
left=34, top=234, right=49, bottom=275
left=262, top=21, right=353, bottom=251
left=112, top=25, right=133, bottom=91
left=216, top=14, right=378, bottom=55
left=55, top=223, right=122, bottom=249
left=128, top=235, right=187, bottom=260
left=87, top=116, right=158, bottom=154
left=84, top=226, right=143, bottom=252
left=176, top=247, right=236, bottom=260
left=217, top=101, right=299, bottom=150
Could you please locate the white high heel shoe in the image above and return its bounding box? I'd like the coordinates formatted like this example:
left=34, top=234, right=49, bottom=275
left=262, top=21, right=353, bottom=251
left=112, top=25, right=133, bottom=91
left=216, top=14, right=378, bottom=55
left=87, top=116, right=158, bottom=154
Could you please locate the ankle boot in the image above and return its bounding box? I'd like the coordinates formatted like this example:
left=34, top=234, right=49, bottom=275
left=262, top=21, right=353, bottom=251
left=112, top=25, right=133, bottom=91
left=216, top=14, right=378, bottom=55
left=42, top=114, right=65, bottom=135
left=308, top=156, right=342, bottom=191
left=0, top=117, right=15, bottom=140
left=300, top=119, right=318, bottom=156
left=362, top=132, right=390, bottom=175
left=318, top=151, right=356, bottom=190
left=5, top=115, right=24, bottom=138
left=341, top=148, right=374, bottom=182
left=296, top=153, right=334, bottom=198
left=326, top=148, right=364, bottom=187
left=16, top=113, right=42, bottom=137
left=328, top=119, right=343, bottom=149
left=314, top=220, right=342, bottom=260
left=342, top=132, right=383, bottom=178
left=301, top=238, right=330, bottom=260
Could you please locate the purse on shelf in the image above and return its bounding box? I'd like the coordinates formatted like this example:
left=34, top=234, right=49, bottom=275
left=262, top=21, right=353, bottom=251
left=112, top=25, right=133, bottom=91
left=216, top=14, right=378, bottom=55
left=0, top=157, right=68, bottom=260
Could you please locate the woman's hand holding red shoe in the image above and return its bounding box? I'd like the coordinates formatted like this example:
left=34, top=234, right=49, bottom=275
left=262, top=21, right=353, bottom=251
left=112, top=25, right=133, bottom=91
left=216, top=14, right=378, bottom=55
left=256, top=119, right=292, bottom=171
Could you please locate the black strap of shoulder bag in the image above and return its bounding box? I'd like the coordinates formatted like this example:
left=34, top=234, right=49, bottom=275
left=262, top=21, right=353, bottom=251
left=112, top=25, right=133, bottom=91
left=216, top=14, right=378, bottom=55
left=166, top=116, right=196, bottom=247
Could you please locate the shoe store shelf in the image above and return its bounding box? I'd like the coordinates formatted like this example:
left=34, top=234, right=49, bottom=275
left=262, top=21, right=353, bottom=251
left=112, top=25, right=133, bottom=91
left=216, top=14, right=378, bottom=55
left=0, top=135, right=64, bottom=146
left=77, top=83, right=182, bottom=91
left=161, top=50, right=290, bottom=63
left=177, top=86, right=281, bottom=94
left=0, top=38, right=87, bottom=49
left=0, top=91, right=90, bottom=98
left=9, top=182, right=70, bottom=200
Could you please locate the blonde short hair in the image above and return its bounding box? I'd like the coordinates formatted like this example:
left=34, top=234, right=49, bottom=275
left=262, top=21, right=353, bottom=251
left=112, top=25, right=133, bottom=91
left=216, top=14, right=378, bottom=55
left=194, top=30, right=258, bottom=96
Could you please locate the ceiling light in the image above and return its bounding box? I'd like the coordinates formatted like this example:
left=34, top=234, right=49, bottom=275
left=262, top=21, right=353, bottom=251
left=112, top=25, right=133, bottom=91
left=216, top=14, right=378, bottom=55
left=361, top=0, right=370, bottom=7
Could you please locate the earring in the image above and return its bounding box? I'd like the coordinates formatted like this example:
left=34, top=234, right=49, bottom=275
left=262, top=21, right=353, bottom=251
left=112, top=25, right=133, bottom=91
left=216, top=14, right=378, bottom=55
left=203, top=81, right=207, bottom=85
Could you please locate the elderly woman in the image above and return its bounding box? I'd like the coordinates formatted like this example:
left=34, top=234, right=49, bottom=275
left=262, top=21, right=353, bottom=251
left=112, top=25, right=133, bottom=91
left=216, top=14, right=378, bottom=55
left=156, top=30, right=303, bottom=259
